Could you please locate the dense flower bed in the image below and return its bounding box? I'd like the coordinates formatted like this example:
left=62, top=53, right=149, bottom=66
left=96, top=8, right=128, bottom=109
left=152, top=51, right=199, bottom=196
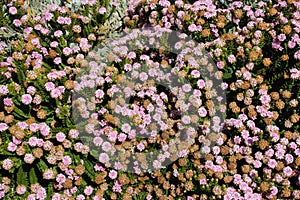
left=0, top=0, right=300, bottom=199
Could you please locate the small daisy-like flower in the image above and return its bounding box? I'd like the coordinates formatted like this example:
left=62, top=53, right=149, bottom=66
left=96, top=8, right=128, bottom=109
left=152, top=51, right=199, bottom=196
left=56, top=132, right=66, bottom=142
left=99, top=7, right=106, bottom=14
left=0, top=123, right=8, bottom=132
left=21, top=94, right=32, bottom=105
left=24, top=154, right=35, bottom=164
left=99, top=153, right=109, bottom=163
left=16, top=185, right=26, bottom=195
left=109, top=170, right=118, bottom=179
left=2, top=159, right=13, bottom=170
left=43, top=169, right=56, bottom=180
left=9, top=7, right=17, bottom=15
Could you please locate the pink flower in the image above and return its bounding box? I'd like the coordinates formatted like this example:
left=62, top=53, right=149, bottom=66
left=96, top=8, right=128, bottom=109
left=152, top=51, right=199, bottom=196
left=197, top=79, right=205, bottom=88
left=188, top=24, right=197, bottom=32
left=54, top=57, right=62, bottom=65
left=278, top=34, right=286, bottom=41
left=56, top=174, right=66, bottom=183
left=50, top=88, right=61, bottom=98
left=63, top=47, right=72, bottom=56
left=84, top=186, right=93, bottom=196
left=2, top=159, right=13, bottom=170
left=7, top=142, right=17, bottom=152
left=0, top=123, right=8, bottom=132
left=57, top=16, right=65, bottom=24
left=27, top=194, right=36, bottom=200
left=137, top=143, right=145, bottom=151
left=182, top=84, right=192, bottom=92
left=139, top=72, right=148, bottom=81
left=27, top=86, right=36, bottom=95
left=285, top=153, right=294, bottom=164
left=216, top=61, right=224, bottom=69
left=29, top=123, right=39, bottom=132
left=121, top=123, right=131, bottom=133
left=118, top=133, right=127, bottom=142
left=182, top=115, right=191, bottom=124
left=9, top=7, right=17, bottom=15
left=267, top=159, right=277, bottom=169
left=56, top=132, right=66, bottom=142
left=99, top=153, right=109, bottom=163
left=21, top=94, right=32, bottom=105
left=112, top=180, right=122, bottom=193
left=43, top=169, right=55, bottom=179
left=109, top=170, right=118, bottom=179
left=265, top=149, right=274, bottom=157
left=101, top=141, right=112, bottom=152
left=107, top=131, right=117, bottom=142
left=50, top=41, right=59, bottom=48
left=28, top=137, right=38, bottom=147
left=95, top=89, right=104, bottom=99
left=99, top=7, right=106, bottom=14
left=24, top=154, right=35, bottom=164
left=16, top=185, right=26, bottom=195
left=13, top=19, right=22, bottom=26
left=228, top=55, right=236, bottom=63
left=283, top=166, right=293, bottom=177
left=153, top=160, right=161, bottom=169
left=69, top=129, right=79, bottom=139
left=127, top=52, right=136, bottom=59
left=198, top=107, right=207, bottom=117
left=294, top=50, right=300, bottom=60
left=93, top=137, right=103, bottom=146
left=253, top=160, right=262, bottom=168
left=62, top=156, right=72, bottom=166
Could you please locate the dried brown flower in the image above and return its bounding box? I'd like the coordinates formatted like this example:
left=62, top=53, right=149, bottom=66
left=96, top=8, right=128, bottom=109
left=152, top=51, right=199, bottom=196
left=260, top=181, right=269, bottom=192
left=185, top=181, right=194, bottom=191
left=74, top=177, right=82, bottom=186
left=118, top=174, right=130, bottom=185
left=234, top=9, right=243, bottom=18
left=16, top=146, right=26, bottom=156
left=290, top=114, right=299, bottom=123
left=63, top=178, right=73, bottom=189
left=202, top=29, right=210, bottom=37
left=275, top=161, right=284, bottom=171
left=74, top=165, right=85, bottom=175
left=275, top=100, right=285, bottom=110
left=64, top=80, right=74, bottom=90
left=281, top=54, right=289, bottom=61
left=259, top=139, right=269, bottom=150
left=282, top=90, right=292, bottom=99
left=95, top=173, right=107, bottom=185
left=212, top=185, right=222, bottom=195
left=284, top=120, right=293, bottom=128
left=269, top=8, right=278, bottom=16
left=178, top=158, right=187, bottom=167
left=241, top=165, right=251, bottom=174
left=281, top=187, right=291, bottom=198
left=295, top=157, right=300, bottom=166
left=262, top=58, right=272, bottom=67
left=32, top=148, right=43, bottom=159
left=37, top=109, right=47, bottom=119
left=224, top=175, right=233, bottom=183
left=270, top=92, right=280, bottom=100
left=49, top=49, right=58, bottom=58
left=220, top=146, right=230, bottom=155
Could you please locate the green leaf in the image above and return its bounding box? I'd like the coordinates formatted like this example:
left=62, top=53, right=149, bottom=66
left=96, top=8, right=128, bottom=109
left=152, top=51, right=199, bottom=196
left=12, top=106, right=30, bottom=119
left=29, top=167, right=38, bottom=185
left=16, top=166, right=24, bottom=185
left=36, top=159, right=48, bottom=172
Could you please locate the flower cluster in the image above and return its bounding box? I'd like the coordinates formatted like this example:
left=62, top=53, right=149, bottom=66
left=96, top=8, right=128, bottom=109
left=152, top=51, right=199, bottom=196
left=0, top=0, right=299, bottom=199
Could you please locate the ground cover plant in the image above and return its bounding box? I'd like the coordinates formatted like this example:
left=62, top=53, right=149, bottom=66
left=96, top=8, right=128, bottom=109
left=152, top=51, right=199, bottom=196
left=0, top=0, right=299, bottom=199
